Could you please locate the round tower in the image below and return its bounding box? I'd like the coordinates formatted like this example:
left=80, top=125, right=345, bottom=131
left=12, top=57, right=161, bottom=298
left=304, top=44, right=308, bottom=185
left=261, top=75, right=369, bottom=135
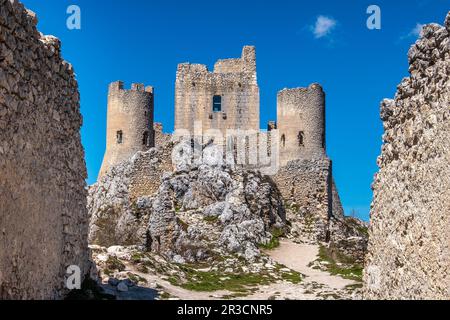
left=99, top=81, right=154, bottom=178
left=277, top=83, right=326, bottom=166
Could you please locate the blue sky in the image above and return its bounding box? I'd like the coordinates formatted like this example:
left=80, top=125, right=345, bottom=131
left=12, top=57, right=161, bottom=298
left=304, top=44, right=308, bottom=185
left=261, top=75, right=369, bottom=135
left=21, top=0, right=449, bottom=221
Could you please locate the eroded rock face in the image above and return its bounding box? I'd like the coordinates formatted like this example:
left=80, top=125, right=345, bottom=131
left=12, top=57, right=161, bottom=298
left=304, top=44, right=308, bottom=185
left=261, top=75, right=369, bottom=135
left=0, top=0, right=89, bottom=299
left=88, top=149, right=286, bottom=263
left=88, top=150, right=157, bottom=247
left=364, top=13, right=450, bottom=300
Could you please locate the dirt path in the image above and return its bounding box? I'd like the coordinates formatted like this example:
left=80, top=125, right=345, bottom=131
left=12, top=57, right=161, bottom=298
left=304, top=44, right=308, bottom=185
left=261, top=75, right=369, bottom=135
left=101, top=240, right=358, bottom=300
left=266, top=240, right=356, bottom=290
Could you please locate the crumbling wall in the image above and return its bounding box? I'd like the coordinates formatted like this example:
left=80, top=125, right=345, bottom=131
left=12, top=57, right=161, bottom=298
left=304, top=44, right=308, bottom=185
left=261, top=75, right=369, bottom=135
left=129, top=124, right=173, bottom=200
left=0, top=0, right=89, bottom=299
left=273, top=158, right=332, bottom=242
left=364, top=13, right=450, bottom=300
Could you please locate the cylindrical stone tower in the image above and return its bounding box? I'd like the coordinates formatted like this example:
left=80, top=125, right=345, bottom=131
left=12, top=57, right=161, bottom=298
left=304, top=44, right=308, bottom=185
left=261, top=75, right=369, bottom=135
left=277, top=83, right=326, bottom=166
left=99, top=81, right=154, bottom=178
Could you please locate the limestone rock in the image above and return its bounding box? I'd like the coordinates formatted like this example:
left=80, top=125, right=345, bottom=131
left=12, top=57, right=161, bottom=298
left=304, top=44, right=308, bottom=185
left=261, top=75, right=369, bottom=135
left=88, top=154, right=287, bottom=263
left=364, top=12, right=450, bottom=300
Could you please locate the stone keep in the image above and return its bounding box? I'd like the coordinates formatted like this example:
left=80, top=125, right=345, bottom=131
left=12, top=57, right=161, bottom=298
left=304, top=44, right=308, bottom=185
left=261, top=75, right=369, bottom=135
left=174, top=46, right=260, bottom=135
left=99, top=81, right=154, bottom=177
left=277, top=84, right=326, bottom=166
left=363, top=13, right=450, bottom=300
left=0, top=0, right=89, bottom=299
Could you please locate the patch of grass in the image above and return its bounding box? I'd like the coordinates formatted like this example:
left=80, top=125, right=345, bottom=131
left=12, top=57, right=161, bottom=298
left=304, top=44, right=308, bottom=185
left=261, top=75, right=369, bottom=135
left=105, top=256, right=126, bottom=272
left=127, top=272, right=148, bottom=284
left=259, top=237, right=280, bottom=250
left=102, top=268, right=112, bottom=277
left=204, top=215, right=219, bottom=223
left=259, top=227, right=284, bottom=250
left=281, top=271, right=302, bottom=284
left=159, top=292, right=172, bottom=300
left=177, top=218, right=189, bottom=232
left=137, top=264, right=149, bottom=274
left=274, top=263, right=303, bottom=284
left=289, top=203, right=300, bottom=212
left=317, top=245, right=363, bottom=282
left=168, top=265, right=273, bottom=293
left=131, top=252, right=145, bottom=263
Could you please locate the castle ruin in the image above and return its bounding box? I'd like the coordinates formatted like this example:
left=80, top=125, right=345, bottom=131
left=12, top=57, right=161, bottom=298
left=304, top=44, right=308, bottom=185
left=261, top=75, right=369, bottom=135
left=98, top=45, right=345, bottom=243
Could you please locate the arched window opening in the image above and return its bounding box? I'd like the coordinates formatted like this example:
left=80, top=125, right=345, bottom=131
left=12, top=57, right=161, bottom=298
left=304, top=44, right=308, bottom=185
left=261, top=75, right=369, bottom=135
left=298, top=131, right=304, bottom=146
left=143, top=131, right=149, bottom=146
left=281, top=134, right=286, bottom=147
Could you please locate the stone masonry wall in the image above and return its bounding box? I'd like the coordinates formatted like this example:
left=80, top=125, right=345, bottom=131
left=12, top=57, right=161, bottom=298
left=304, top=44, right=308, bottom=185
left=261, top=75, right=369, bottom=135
left=364, top=13, right=450, bottom=300
left=273, top=158, right=333, bottom=242
left=277, top=84, right=326, bottom=166
left=174, top=46, right=260, bottom=135
left=99, top=81, right=154, bottom=178
left=0, top=0, right=89, bottom=299
left=129, top=123, right=173, bottom=200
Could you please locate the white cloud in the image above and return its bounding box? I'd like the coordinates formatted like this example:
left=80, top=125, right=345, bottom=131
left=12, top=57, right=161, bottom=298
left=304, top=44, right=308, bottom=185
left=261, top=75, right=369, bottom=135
left=399, top=23, right=424, bottom=41
left=409, top=23, right=424, bottom=37
left=311, top=15, right=337, bottom=39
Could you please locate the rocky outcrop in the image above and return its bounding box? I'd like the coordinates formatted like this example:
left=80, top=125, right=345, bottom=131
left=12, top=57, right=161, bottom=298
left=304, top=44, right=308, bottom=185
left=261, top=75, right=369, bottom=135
left=0, top=0, right=90, bottom=299
left=364, top=13, right=450, bottom=300
left=88, top=146, right=286, bottom=263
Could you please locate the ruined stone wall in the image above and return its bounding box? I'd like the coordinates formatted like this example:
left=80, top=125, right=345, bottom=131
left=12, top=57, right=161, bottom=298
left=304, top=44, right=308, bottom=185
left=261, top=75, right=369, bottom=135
left=277, top=84, right=326, bottom=166
left=129, top=123, right=173, bottom=200
left=174, top=46, right=259, bottom=136
left=0, top=0, right=89, bottom=299
left=99, top=81, right=154, bottom=178
left=273, top=158, right=332, bottom=242
left=364, top=14, right=450, bottom=300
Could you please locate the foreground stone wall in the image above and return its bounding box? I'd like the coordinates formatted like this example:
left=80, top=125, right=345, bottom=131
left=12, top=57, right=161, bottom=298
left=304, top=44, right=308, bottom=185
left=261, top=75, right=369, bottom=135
left=364, top=13, right=450, bottom=300
left=0, top=0, right=89, bottom=299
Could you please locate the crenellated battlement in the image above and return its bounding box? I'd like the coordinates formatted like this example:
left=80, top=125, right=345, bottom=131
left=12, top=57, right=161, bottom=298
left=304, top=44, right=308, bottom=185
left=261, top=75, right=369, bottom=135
left=109, top=81, right=154, bottom=94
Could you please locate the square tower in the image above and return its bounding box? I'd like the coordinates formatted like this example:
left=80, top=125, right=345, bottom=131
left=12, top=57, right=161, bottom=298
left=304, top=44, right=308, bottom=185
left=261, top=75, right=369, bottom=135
left=174, top=46, right=260, bottom=136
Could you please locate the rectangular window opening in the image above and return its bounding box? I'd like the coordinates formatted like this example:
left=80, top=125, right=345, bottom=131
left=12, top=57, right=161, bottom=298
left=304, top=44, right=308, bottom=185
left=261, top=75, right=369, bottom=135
left=213, top=95, right=222, bottom=112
